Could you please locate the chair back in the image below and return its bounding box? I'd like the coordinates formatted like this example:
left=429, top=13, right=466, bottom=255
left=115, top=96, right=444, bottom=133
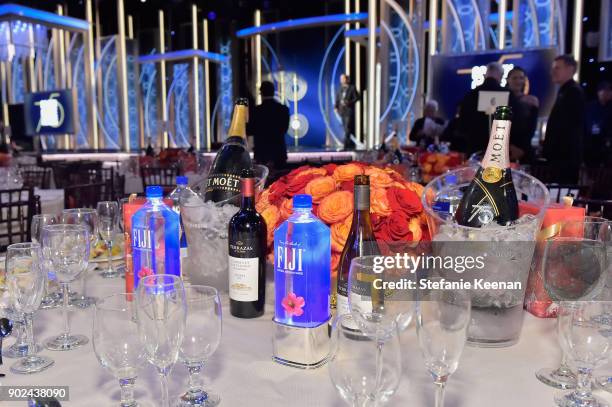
left=573, top=198, right=612, bottom=219
left=21, top=167, right=51, bottom=189
left=545, top=183, right=588, bottom=204
left=64, top=182, right=112, bottom=209
left=0, top=188, right=38, bottom=251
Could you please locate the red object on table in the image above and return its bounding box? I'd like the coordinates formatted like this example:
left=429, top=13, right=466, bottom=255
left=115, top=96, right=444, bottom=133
left=522, top=201, right=586, bottom=318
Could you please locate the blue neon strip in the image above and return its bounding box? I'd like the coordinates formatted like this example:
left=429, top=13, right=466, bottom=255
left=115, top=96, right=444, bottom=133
left=236, top=12, right=368, bottom=38
left=344, top=27, right=380, bottom=38
left=0, top=4, right=89, bottom=32
left=138, top=49, right=228, bottom=64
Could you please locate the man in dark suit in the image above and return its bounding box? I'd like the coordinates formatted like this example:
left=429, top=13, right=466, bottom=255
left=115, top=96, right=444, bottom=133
left=334, top=74, right=359, bottom=150
left=543, top=55, right=585, bottom=183
left=248, top=81, right=290, bottom=169
left=457, top=62, right=515, bottom=156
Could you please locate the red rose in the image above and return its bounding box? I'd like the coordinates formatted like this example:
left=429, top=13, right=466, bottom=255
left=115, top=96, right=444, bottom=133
left=386, top=187, right=423, bottom=217
left=340, top=180, right=354, bottom=192
left=386, top=212, right=412, bottom=241
left=322, top=163, right=338, bottom=175
left=287, top=174, right=316, bottom=195
left=287, top=165, right=311, bottom=180
left=268, top=180, right=288, bottom=205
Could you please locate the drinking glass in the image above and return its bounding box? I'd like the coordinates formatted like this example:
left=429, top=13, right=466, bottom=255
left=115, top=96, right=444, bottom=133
left=136, top=274, right=186, bottom=407
left=97, top=201, right=120, bottom=278
left=42, top=224, right=91, bottom=351
left=177, top=285, right=222, bottom=407
left=62, top=208, right=98, bottom=307
left=329, top=313, right=402, bottom=406
left=416, top=284, right=471, bottom=407
left=31, top=214, right=60, bottom=309
left=555, top=301, right=612, bottom=407
left=93, top=293, right=146, bottom=407
left=6, top=242, right=54, bottom=373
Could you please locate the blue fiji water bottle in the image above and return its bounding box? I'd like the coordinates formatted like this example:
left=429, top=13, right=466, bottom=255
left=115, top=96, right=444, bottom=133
left=274, top=194, right=331, bottom=329
left=167, top=176, right=190, bottom=270
left=131, top=186, right=181, bottom=289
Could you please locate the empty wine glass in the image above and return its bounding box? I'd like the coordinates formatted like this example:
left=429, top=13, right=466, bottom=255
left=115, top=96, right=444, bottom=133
left=177, top=285, right=222, bottom=407
left=31, top=214, right=59, bottom=309
left=93, top=293, right=146, bottom=407
left=97, top=201, right=120, bottom=278
left=329, top=313, right=402, bottom=406
left=136, top=274, right=186, bottom=407
left=6, top=242, right=54, bottom=374
left=416, top=283, right=471, bottom=407
left=42, top=224, right=91, bottom=351
left=62, top=208, right=98, bottom=308
left=555, top=301, right=612, bottom=407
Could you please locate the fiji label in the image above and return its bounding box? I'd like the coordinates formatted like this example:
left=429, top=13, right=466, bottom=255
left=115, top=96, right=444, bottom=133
left=275, top=242, right=304, bottom=275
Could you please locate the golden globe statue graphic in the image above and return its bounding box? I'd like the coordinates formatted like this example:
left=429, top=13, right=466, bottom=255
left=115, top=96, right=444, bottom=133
left=35, top=92, right=65, bottom=132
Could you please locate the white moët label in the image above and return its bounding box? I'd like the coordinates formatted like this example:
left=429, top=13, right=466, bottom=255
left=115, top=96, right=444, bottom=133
left=229, top=256, right=259, bottom=302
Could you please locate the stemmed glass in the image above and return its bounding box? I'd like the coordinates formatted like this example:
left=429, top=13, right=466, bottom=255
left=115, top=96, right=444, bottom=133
left=42, top=224, right=91, bottom=351
left=136, top=274, right=186, bottom=407
left=178, top=285, right=222, bottom=407
left=93, top=293, right=146, bottom=407
left=555, top=301, right=612, bottom=407
left=96, top=201, right=120, bottom=278
left=416, top=283, right=471, bottom=407
left=62, top=208, right=98, bottom=308
left=31, top=214, right=59, bottom=309
left=329, top=313, right=402, bottom=406
left=5, top=242, right=54, bottom=373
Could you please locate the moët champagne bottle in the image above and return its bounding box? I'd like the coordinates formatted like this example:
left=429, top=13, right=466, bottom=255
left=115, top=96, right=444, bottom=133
left=454, top=106, right=519, bottom=227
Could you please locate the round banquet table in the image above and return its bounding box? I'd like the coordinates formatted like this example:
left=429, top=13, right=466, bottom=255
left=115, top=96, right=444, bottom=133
left=2, top=272, right=612, bottom=407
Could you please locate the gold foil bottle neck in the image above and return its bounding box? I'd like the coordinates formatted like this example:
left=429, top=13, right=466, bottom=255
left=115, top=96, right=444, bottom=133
left=228, top=103, right=248, bottom=139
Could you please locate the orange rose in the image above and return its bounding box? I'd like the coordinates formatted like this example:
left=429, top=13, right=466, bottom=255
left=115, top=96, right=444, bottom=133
left=318, top=191, right=353, bottom=224
left=331, top=252, right=341, bottom=274
left=331, top=216, right=352, bottom=252
left=370, top=187, right=393, bottom=217
left=279, top=198, right=293, bottom=220
left=365, top=167, right=394, bottom=188
left=261, top=205, right=280, bottom=245
left=409, top=217, right=423, bottom=242
left=333, top=163, right=364, bottom=182
left=305, top=176, right=337, bottom=203
left=256, top=189, right=271, bottom=213
left=293, top=167, right=327, bottom=180
left=404, top=181, right=425, bottom=198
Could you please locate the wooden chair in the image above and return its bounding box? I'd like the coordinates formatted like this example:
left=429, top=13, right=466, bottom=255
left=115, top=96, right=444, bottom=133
left=0, top=188, right=38, bottom=251
left=573, top=198, right=612, bottom=219
left=140, top=166, right=179, bottom=195
left=64, top=182, right=113, bottom=209
left=21, top=167, right=51, bottom=189
left=545, top=183, right=589, bottom=204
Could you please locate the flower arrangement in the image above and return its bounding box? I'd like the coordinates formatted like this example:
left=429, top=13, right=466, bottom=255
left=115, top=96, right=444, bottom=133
left=256, top=162, right=430, bottom=278
left=419, top=151, right=463, bottom=183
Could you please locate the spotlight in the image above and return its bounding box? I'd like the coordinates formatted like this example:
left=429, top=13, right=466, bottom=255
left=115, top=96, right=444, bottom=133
left=207, top=11, right=216, bottom=20
left=140, top=0, right=146, bottom=3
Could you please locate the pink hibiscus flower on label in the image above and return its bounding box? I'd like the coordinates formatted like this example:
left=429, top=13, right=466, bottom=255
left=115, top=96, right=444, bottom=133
left=138, top=267, right=154, bottom=280
left=281, top=292, right=306, bottom=317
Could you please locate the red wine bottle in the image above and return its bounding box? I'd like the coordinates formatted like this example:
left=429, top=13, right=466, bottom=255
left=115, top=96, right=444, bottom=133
left=204, top=98, right=252, bottom=203
left=454, top=106, right=519, bottom=227
left=228, top=168, right=267, bottom=318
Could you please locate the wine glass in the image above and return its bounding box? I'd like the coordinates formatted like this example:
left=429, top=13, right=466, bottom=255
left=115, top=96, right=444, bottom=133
left=329, top=313, right=402, bottom=406
left=416, top=283, right=471, bottom=407
left=136, top=274, right=186, bottom=407
left=554, top=301, right=612, bottom=407
left=42, top=224, right=91, bottom=351
left=6, top=242, right=54, bottom=373
left=62, top=208, right=98, bottom=308
left=177, top=285, right=222, bottom=407
left=93, top=293, right=146, bottom=407
left=96, top=201, right=120, bottom=278
left=31, top=214, right=59, bottom=309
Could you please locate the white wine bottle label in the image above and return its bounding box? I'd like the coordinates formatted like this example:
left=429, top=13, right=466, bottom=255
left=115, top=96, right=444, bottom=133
left=481, top=119, right=511, bottom=170
left=336, top=293, right=373, bottom=330
left=229, top=256, right=259, bottom=302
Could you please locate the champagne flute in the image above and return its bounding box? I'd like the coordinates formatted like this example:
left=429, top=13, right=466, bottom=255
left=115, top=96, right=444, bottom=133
left=416, top=283, right=471, bottom=407
left=93, top=293, right=146, bottom=407
left=96, top=201, right=120, bottom=278
left=31, top=214, right=59, bottom=309
left=6, top=242, right=54, bottom=373
left=62, top=208, right=98, bottom=308
left=136, top=274, right=186, bottom=407
left=329, top=313, right=402, bottom=406
left=177, top=285, right=222, bottom=407
left=42, top=224, right=91, bottom=351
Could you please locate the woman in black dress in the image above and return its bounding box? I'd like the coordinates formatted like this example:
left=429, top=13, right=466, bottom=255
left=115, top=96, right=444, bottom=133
left=506, top=67, right=539, bottom=164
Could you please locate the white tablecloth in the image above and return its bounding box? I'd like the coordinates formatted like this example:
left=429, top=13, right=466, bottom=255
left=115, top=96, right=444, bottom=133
left=3, top=272, right=612, bottom=407
left=34, top=188, right=64, bottom=217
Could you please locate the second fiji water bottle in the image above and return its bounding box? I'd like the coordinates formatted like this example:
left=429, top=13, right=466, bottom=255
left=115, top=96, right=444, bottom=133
left=132, top=186, right=180, bottom=289
left=274, top=194, right=331, bottom=328
left=167, top=176, right=190, bottom=272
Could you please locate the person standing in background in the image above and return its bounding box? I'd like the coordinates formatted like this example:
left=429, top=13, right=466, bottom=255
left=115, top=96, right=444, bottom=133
left=334, top=74, right=359, bottom=150
left=543, top=55, right=585, bottom=183
left=585, top=81, right=612, bottom=167
left=505, top=66, right=539, bottom=164
left=248, top=81, right=290, bottom=170
left=457, top=62, right=515, bottom=156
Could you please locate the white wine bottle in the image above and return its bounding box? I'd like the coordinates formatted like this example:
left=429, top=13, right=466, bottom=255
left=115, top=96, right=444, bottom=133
left=455, top=106, right=519, bottom=227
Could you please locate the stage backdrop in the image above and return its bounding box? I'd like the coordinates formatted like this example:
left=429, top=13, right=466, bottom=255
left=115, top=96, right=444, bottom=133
left=431, top=48, right=558, bottom=121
